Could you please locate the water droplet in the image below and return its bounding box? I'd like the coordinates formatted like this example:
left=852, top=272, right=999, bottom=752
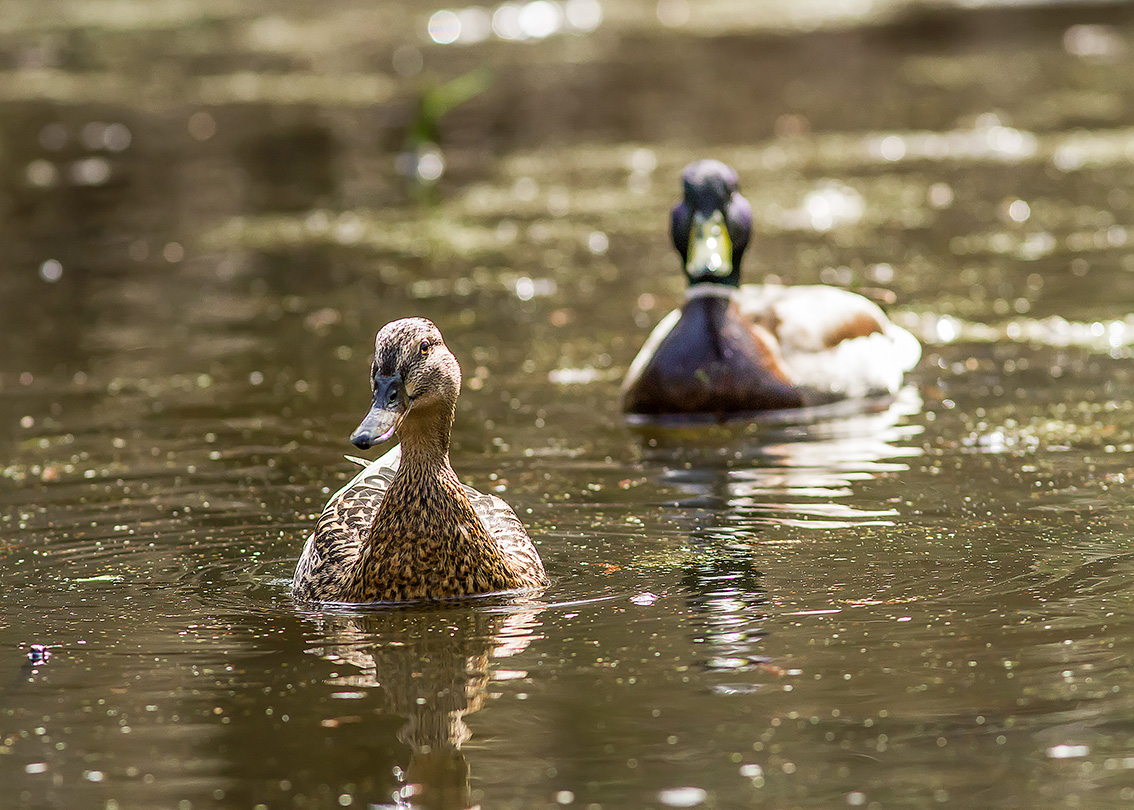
left=514, top=176, right=538, bottom=201
left=878, top=134, right=906, bottom=161
left=629, top=147, right=657, bottom=173
left=416, top=147, right=445, bottom=182
left=334, top=214, right=364, bottom=245
left=81, top=121, right=108, bottom=150
left=519, top=1, right=563, bottom=39
left=1063, top=24, right=1125, bottom=60
left=657, top=0, right=690, bottom=27
left=658, top=787, right=707, bottom=808
left=1007, top=199, right=1031, bottom=223
left=427, top=10, right=461, bottom=44
left=68, top=157, right=111, bottom=186
left=188, top=111, right=217, bottom=141
left=927, top=182, right=954, bottom=208
left=104, top=123, right=132, bottom=152
left=39, top=259, right=63, bottom=282
left=456, top=7, right=492, bottom=42
left=25, top=159, right=58, bottom=188
left=493, top=4, right=524, bottom=39
left=1048, top=744, right=1090, bottom=759
left=565, top=0, right=602, bottom=31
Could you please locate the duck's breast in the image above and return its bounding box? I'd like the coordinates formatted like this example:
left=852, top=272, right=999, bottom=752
left=623, top=294, right=803, bottom=415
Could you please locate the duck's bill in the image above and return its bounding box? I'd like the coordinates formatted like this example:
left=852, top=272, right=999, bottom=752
left=686, top=210, right=733, bottom=279
left=350, top=403, right=404, bottom=449
left=351, top=374, right=408, bottom=449
left=350, top=400, right=405, bottom=449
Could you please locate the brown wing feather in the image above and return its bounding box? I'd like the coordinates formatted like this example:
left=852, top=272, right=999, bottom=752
left=292, top=461, right=396, bottom=601
left=740, top=285, right=887, bottom=353
left=462, top=485, right=546, bottom=583
left=738, top=284, right=920, bottom=401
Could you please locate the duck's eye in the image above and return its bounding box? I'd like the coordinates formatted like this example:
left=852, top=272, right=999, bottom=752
left=419, top=340, right=431, bottom=355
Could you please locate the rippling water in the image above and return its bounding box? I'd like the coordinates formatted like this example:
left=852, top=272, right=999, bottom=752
left=3, top=1, right=1134, bottom=808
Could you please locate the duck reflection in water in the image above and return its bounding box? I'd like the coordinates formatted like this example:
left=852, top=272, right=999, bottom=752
left=681, top=545, right=775, bottom=691
left=305, top=606, right=541, bottom=810
left=633, top=399, right=922, bottom=690
left=634, top=392, right=923, bottom=529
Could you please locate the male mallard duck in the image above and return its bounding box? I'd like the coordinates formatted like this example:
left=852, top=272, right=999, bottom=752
left=292, top=317, right=548, bottom=602
left=622, top=160, right=920, bottom=417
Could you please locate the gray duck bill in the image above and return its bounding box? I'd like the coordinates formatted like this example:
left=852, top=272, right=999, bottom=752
left=350, top=374, right=407, bottom=449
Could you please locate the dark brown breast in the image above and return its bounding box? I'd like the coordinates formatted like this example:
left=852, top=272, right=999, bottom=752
left=623, top=295, right=804, bottom=416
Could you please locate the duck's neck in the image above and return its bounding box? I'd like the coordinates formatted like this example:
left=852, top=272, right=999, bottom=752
left=372, top=398, right=482, bottom=535
left=394, top=401, right=457, bottom=476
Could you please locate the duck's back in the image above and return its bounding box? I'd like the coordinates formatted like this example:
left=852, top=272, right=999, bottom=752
left=738, top=284, right=921, bottom=403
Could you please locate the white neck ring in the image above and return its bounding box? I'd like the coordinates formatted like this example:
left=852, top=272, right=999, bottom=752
left=685, top=283, right=739, bottom=301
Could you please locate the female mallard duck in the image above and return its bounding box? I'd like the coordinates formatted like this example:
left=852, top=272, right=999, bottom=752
left=292, top=317, right=548, bottom=603
left=622, top=159, right=920, bottom=417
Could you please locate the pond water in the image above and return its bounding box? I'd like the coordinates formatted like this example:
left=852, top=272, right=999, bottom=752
left=3, top=1, right=1134, bottom=808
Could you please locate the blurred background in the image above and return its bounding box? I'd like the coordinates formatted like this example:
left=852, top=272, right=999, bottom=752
left=3, top=1, right=1134, bottom=808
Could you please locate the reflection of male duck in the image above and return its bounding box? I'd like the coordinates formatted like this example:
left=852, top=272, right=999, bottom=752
left=308, top=607, right=540, bottom=810
left=681, top=547, right=771, bottom=685
left=636, top=394, right=923, bottom=528
left=623, top=160, right=920, bottom=418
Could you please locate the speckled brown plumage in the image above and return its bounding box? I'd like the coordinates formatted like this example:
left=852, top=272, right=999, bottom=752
left=292, top=318, right=547, bottom=603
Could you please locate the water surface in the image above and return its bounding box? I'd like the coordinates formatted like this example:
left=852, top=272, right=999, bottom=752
left=3, top=1, right=1134, bottom=808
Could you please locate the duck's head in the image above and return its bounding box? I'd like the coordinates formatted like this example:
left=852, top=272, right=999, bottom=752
left=670, top=160, right=752, bottom=287
left=350, top=318, right=461, bottom=450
